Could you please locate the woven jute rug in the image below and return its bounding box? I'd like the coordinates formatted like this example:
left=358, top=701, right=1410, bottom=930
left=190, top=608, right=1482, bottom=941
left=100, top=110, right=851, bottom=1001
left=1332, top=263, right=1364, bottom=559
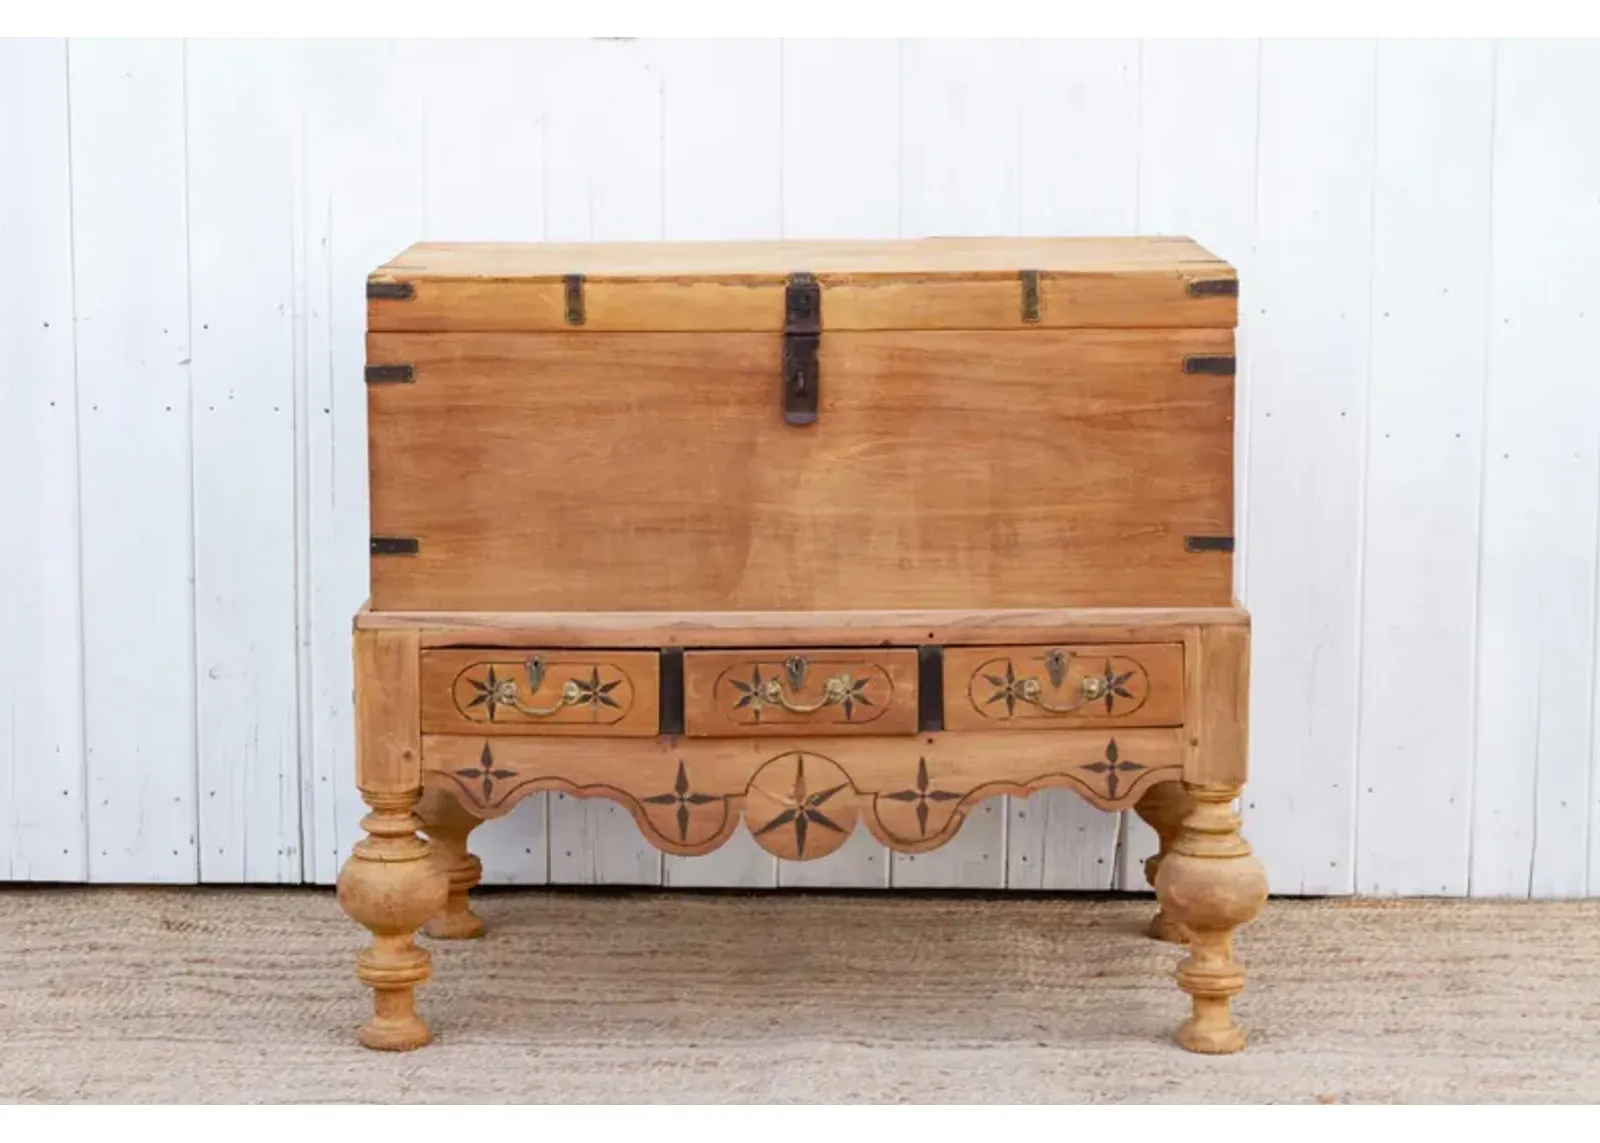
left=0, top=886, right=1596, bottom=1103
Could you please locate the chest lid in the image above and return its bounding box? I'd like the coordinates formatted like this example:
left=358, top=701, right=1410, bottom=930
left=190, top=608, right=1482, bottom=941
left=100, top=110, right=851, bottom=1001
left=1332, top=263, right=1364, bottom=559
left=367, top=236, right=1236, bottom=333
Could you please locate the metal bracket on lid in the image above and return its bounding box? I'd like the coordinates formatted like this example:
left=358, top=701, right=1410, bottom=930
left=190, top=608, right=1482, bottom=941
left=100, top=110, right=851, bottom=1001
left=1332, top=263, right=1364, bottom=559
left=783, top=272, right=821, bottom=426
left=1020, top=270, right=1041, bottom=323
left=364, top=364, right=415, bottom=385
left=370, top=536, right=420, bottom=556
left=366, top=280, right=415, bottom=301
left=564, top=274, right=586, bottom=325
left=1183, top=355, right=1237, bottom=376
left=1187, top=278, right=1238, bottom=298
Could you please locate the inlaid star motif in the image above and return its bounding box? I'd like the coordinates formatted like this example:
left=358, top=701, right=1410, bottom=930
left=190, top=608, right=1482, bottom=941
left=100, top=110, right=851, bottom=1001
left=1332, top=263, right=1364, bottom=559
left=641, top=760, right=721, bottom=842
left=750, top=754, right=848, bottom=857
left=729, top=666, right=772, bottom=721
left=465, top=665, right=518, bottom=722
left=882, top=757, right=963, bottom=837
left=571, top=666, right=623, bottom=711
left=982, top=659, right=1027, bottom=714
left=1080, top=737, right=1145, bottom=798
left=454, top=742, right=517, bottom=801
left=1093, top=660, right=1136, bottom=714
left=836, top=675, right=873, bottom=721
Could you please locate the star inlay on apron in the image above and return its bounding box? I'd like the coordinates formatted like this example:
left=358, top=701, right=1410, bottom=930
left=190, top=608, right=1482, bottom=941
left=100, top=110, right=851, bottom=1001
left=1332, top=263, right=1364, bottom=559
left=1079, top=738, right=1145, bottom=799
left=749, top=754, right=850, bottom=858
left=881, top=757, right=963, bottom=837
left=453, top=742, right=517, bottom=802
left=640, top=760, right=722, bottom=842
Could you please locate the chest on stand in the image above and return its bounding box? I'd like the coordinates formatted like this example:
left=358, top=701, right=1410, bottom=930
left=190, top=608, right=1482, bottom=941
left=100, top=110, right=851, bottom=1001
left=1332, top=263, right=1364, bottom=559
left=338, top=236, right=1267, bottom=1057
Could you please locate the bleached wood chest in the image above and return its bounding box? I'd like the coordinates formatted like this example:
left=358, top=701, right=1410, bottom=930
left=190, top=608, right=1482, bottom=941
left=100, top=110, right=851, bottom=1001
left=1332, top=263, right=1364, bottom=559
left=337, top=236, right=1268, bottom=1055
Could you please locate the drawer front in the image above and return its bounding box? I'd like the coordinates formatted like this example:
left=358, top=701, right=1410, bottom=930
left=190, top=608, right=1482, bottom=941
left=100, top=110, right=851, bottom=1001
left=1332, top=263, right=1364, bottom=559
left=684, top=648, right=919, bottom=737
left=942, top=643, right=1184, bottom=730
left=421, top=649, right=660, bottom=736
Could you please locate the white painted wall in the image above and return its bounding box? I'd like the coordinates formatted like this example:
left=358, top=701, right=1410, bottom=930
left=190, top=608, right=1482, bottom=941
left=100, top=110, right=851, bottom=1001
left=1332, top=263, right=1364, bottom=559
left=3, top=36, right=1599, bottom=898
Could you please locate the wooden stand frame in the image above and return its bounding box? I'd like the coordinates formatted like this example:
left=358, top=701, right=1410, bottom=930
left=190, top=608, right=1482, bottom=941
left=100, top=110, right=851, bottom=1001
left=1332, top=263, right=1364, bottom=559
left=338, top=605, right=1266, bottom=1054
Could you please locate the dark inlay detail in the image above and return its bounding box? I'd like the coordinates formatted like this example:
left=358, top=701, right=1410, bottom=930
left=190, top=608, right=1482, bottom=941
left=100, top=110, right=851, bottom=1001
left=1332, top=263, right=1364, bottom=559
left=658, top=648, right=685, bottom=736
left=881, top=758, right=962, bottom=838
left=454, top=742, right=517, bottom=802
left=749, top=754, right=848, bottom=858
left=917, top=645, right=945, bottom=732
left=1089, top=659, right=1137, bottom=715
left=1080, top=737, right=1145, bottom=799
left=641, top=761, right=723, bottom=843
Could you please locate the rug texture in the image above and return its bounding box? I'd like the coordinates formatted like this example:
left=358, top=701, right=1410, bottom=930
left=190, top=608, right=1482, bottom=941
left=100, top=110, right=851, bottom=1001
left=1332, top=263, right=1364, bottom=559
left=0, top=887, right=1596, bottom=1103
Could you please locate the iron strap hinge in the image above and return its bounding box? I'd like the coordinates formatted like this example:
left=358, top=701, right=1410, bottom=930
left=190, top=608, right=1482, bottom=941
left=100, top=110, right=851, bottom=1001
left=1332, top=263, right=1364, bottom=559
left=364, top=363, right=415, bottom=384
left=366, top=280, right=415, bottom=301
left=1183, top=354, right=1237, bottom=376
left=1188, top=278, right=1238, bottom=298
left=783, top=272, right=821, bottom=426
left=564, top=274, right=585, bottom=325
left=370, top=536, right=420, bottom=556
left=1020, top=270, right=1042, bottom=323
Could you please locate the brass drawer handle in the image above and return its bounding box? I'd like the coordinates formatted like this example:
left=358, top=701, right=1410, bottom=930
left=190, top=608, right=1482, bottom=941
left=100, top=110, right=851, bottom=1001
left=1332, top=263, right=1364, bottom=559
left=1014, top=671, right=1107, bottom=714
left=480, top=655, right=617, bottom=718
left=986, top=649, right=1109, bottom=716
left=762, top=672, right=863, bottom=714
left=736, top=655, right=873, bottom=719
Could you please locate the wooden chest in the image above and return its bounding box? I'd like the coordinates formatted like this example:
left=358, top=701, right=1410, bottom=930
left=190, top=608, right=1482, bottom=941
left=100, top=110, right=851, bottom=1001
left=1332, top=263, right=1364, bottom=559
left=338, top=237, right=1268, bottom=1057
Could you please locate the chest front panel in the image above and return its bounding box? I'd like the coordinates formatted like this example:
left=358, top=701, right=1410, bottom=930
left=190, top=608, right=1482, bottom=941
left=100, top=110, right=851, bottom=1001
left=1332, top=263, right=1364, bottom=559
left=366, top=327, right=1235, bottom=612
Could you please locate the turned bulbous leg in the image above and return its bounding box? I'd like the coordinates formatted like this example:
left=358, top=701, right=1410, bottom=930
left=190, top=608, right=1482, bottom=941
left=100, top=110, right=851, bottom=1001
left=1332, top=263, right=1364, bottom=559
left=1134, top=780, right=1194, bottom=943
left=337, top=789, right=449, bottom=1050
left=418, top=786, right=486, bottom=940
left=1153, top=785, right=1268, bottom=1055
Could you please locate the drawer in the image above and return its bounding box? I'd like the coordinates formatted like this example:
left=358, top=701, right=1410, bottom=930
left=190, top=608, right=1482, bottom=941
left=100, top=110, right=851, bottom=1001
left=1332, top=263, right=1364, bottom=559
left=683, top=648, right=919, bottom=737
left=421, top=649, right=660, bottom=736
left=942, top=643, right=1184, bottom=730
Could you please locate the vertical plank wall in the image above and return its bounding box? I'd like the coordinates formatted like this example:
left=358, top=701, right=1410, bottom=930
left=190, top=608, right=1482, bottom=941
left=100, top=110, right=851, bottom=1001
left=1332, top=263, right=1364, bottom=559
left=2, top=37, right=1599, bottom=898
left=1, top=39, right=85, bottom=880
left=1234, top=38, right=1372, bottom=897
left=68, top=39, right=198, bottom=882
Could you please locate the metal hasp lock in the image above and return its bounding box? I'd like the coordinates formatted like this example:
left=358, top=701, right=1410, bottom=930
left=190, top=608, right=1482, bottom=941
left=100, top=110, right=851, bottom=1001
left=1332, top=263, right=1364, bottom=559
left=783, top=272, right=821, bottom=426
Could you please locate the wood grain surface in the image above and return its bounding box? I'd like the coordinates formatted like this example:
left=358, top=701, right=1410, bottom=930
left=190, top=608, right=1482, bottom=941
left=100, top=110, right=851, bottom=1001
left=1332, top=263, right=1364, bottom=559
left=421, top=728, right=1184, bottom=857
left=374, top=235, right=1231, bottom=277
left=367, top=328, right=1235, bottom=612
left=1185, top=622, right=1251, bottom=789
left=353, top=628, right=420, bottom=794
left=366, top=235, right=1236, bottom=333
left=355, top=605, right=1250, bottom=646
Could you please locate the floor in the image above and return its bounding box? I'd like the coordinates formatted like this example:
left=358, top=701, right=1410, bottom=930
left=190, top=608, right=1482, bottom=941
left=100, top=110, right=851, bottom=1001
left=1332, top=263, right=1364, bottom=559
left=0, top=886, right=1596, bottom=1103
